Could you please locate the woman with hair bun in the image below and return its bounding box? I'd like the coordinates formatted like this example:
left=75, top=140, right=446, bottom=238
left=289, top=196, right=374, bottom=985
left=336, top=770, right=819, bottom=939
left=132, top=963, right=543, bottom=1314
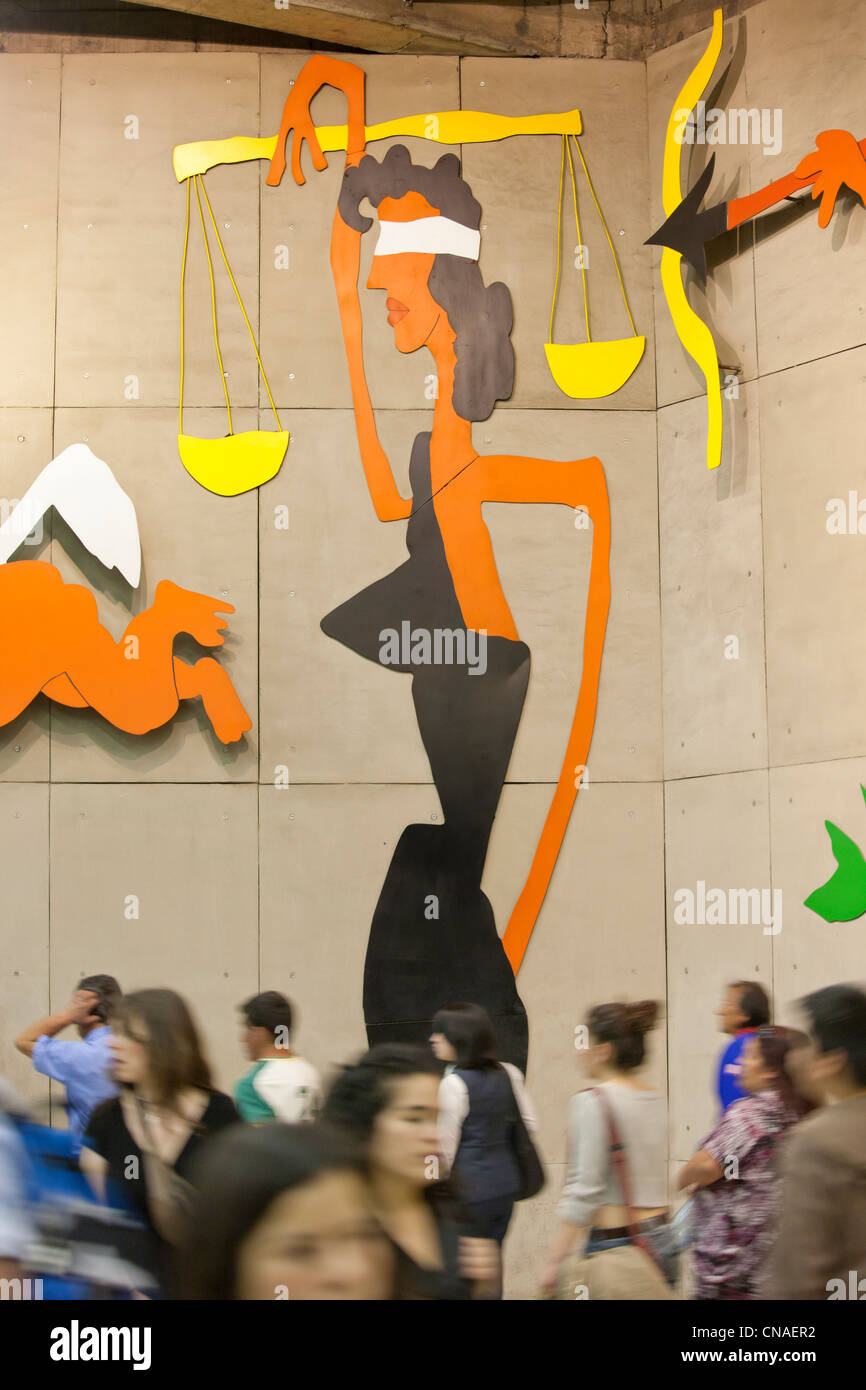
left=540, top=999, right=676, bottom=1295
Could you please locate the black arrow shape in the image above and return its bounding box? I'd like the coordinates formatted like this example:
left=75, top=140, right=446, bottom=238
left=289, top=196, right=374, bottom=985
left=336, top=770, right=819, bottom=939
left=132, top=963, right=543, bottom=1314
left=645, top=155, right=728, bottom=282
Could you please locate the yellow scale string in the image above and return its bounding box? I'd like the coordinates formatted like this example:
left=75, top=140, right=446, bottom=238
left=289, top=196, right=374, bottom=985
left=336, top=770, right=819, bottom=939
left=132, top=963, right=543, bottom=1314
left=193, top=174, right=233, bottom=432
left=178, top=172, right=283, bottom=437
left=567, top=134, right=590, bottom=343
left=198, top=174, right=283, bottom=432
left=570, top=134, right=638, bottom=339
left=548, top=133, right=639, bottom=345
left=179, top=176, right=190, bottom=435
left=548, top=136, right=565, bottom=343
left=549, top=135, right=589, bottom=345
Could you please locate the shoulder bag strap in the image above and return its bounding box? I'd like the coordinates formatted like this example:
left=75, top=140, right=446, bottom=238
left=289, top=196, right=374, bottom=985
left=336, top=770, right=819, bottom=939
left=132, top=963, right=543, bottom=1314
left=590, top=1086, right=666, bottom=1275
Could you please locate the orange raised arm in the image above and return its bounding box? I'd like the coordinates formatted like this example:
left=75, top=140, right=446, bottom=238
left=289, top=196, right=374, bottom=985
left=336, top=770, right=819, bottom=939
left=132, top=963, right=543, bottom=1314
left=267, top=57, right=411, bottom=523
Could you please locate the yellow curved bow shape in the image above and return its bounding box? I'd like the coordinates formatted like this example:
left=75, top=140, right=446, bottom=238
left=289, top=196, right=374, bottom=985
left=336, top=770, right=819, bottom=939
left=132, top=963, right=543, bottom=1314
left=658, top=8, right=724, bottom=469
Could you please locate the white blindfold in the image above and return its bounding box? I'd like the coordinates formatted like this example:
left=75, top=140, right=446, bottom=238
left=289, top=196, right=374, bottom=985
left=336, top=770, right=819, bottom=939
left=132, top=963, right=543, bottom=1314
left=373, top=215, right=480, bottom=261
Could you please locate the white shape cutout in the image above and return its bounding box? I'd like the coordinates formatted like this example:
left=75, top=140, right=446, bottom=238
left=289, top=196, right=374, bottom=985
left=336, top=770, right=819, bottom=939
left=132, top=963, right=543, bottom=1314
left=374, top=215, right=480, bottom=261
left=0, top=443, right=141, bottom=586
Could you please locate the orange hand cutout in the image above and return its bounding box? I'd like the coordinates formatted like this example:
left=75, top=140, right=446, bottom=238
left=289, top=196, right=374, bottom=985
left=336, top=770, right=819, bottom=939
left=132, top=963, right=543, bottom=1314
left=793, top=129, right=866, bottom=228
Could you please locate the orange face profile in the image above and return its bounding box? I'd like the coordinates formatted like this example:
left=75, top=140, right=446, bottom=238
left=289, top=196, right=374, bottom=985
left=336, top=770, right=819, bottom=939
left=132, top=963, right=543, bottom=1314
left=366, top=192, right=442, bottom=353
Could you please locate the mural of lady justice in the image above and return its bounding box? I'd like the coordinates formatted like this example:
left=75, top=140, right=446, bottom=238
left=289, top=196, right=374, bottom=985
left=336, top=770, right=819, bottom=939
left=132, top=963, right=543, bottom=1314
left=267, top=56, right=612, bottom=1071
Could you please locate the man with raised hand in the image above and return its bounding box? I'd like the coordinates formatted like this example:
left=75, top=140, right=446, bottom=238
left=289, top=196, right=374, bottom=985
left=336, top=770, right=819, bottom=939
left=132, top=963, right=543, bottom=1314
left=14, top=975, right=121, bottom=1151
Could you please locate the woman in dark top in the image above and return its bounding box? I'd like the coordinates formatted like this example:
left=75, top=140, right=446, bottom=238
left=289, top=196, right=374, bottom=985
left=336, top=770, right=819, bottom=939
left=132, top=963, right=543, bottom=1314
left=322, top=1044, right=499, bottom=1300
left=80, top=988, right=237, bottom=1290
left=431, top=1002, right=539, bottom=1298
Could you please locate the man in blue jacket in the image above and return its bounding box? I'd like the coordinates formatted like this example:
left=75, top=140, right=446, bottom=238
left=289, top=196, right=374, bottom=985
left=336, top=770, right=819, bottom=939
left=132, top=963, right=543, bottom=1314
left=715, top=979, right=771, bottom=1110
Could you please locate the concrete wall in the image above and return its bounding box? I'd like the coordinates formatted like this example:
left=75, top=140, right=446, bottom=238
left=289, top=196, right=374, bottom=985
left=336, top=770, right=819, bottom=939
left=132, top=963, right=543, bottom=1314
left=1, top=0, right=864, bottom=1297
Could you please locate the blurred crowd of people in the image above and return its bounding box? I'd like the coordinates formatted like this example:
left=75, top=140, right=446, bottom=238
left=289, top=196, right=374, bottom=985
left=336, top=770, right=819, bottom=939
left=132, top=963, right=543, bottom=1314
left=1, top=974, right=865, bottom=1300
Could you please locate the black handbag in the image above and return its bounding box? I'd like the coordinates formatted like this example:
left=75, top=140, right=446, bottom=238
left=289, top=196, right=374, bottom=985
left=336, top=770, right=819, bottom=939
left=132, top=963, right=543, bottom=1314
left=502, top=1066, right=545, bottom=1200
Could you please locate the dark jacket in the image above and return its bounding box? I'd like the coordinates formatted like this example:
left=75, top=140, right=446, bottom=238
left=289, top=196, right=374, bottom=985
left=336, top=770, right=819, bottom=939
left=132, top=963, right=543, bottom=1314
left=452, top=1066, right=521, bottom=1208
left=765, top=1094, right=866, bottom=1299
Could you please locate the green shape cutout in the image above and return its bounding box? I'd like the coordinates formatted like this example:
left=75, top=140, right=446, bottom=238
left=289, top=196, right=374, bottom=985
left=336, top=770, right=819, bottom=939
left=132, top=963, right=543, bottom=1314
left=804, top=786, right=866, bottom=922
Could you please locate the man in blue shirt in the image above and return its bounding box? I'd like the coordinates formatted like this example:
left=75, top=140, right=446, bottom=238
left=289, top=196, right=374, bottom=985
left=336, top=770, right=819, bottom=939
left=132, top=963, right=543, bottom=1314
left=14, top=975, right=121, bottom=1151
left=715, top=979, right=771, bottom=1110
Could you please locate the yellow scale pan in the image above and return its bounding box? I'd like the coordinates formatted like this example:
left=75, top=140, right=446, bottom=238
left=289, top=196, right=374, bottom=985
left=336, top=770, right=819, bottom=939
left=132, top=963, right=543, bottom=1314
left=545, top=130, right=644, bottom=398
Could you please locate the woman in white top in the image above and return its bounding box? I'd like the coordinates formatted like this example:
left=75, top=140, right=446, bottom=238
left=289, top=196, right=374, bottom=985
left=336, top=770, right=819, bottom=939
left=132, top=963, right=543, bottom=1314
left=540, top=1000, right=676, bottom=1295
left=431, top=1002, right=539, bottom=1299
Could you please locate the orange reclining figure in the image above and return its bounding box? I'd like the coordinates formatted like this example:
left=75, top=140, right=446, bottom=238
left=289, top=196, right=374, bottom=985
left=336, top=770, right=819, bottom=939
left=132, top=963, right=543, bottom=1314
left=0, top=564, right=251, bottom=743
left=0, top=444, right=251, bottom=744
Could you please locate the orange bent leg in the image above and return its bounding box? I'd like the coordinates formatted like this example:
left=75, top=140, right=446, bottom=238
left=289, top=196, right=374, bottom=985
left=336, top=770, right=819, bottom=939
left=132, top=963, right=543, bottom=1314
left=41, top=674, right=89, bottom=708
left=173, top=657, right=252, bottom=745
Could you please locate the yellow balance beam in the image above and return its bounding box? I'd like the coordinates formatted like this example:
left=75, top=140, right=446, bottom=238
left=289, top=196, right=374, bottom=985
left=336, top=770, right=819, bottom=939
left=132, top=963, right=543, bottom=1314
left=173, top=108, right=583, bottom=182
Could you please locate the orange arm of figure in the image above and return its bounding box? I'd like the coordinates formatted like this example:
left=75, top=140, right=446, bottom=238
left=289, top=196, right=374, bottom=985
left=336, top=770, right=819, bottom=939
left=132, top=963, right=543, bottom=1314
left=469, top=452, right=612, bottom=973
left=267, top=56, right=411, bottom=523
left=331, top=212, right=412, bottom=522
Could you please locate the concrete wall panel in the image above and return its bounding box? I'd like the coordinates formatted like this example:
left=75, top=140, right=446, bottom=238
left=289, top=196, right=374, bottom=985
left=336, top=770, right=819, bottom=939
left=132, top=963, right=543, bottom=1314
left=55, top=54, right=261, bottom=411
left=49, top=783, right=259, bottom=1095
left=0, top=56, right=61, bottom=410
left=761, top=348, right=866, bottom=768
left=503, top=1165, right=564, bottom=1301
left=485, top=781, right=666, bottom=1163
left=664, top=771, right=773, bottom=1161
left=0, top=783, right=49, bottom=1111
left=659, top=385, right=767, bottom=779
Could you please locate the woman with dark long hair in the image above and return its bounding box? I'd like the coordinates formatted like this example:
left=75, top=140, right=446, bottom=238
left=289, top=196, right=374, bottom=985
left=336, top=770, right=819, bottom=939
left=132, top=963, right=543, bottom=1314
left=322, top=1043, right=499, bottom=1299
left=79, top=988, right=237, bottom=1291
left=176, top=1122, right=393, bottom=1300
left=431, top=1002, right=538, bottom=1297
left=678, top=1024, right=814, bottom=1300
left=266, top=56, right=612, bottom=1073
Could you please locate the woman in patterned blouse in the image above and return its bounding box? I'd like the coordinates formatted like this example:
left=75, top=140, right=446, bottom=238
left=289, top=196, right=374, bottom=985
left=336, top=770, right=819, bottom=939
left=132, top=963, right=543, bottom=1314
left=677, top=1026, right=813, bottom=1300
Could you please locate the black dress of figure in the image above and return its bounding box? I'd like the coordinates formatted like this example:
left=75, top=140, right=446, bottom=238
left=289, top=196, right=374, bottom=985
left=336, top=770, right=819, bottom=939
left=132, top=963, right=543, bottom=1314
left=322, top=433, right=530, bottom=1071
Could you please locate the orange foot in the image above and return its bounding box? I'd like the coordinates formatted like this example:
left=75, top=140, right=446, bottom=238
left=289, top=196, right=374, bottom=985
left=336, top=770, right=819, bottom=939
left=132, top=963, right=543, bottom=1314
left=187, top=656, right=251, bottom=744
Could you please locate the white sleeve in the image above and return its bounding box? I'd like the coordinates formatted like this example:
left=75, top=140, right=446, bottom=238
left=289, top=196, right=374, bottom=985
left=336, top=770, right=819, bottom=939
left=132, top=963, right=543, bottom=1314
left=502, top=1063, right=539, bottom=1134
left=557, top=1090, right=608, bottom=1227
left=437, top=1073, right=469, bottom=1175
